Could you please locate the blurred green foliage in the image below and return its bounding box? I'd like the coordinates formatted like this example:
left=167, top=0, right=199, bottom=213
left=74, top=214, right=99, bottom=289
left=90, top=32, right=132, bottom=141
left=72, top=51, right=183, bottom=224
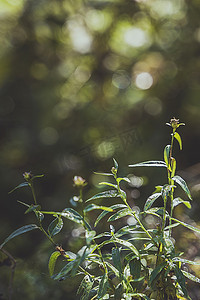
left=1, top=0, right=200, bottom=299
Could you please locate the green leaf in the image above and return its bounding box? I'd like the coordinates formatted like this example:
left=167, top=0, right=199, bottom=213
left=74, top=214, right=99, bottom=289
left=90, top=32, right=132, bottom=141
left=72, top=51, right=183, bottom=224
left=112, top=237, right=139, bottom=256
left=164, top=223, right=180, bottom=231
left=172, top=175, right=192, bottom=200
left=48, top=217, right=63, bottom=237
left=17, top=200, right=30, bottom=208
left=85, top=230, right=96, bottom=245
left=97, top=273, right=109, bottom=299
left=144, top=207, right=164, bottom=219
left=124, top=293, right=150, bottom=300
left=84, top=204, right=113, bottom=213
left=77, top=275, right=94, bottom=300
left=25, top=204, right=40, bottom=214
left=33, top=174, right=44, bottom=178
left=171, top=217, right=200, bottom=234
left=172, top=257, right=200, bottom=266
left=171, top=157, right=176, bottom=178
left=113, top=158, right=119, bottom=170
left=34, top=210, right=44, bottom=222
left=0, top=224, right=39, bottom=249
left=48, top=251, right=61, bottom=277
left=144, top=193, right=161, bottom=211
left=108, top=208, right=132, bottom=222
left=174, top=267, right=188, bottom=298
left=112, top=247, right=122, bottom=273
left=9, top=182, right=29, bottom=194
left=116, top=225, right=144, bottom=237
left=172, top=197, right=191, bottom=209
left=161, top=184, right=176, bottom=200
left=174, top=132, right=182, bottom=150
left=60, top=208, right=84, bottom=224
left=182, top=270, right=200, bottom=283
left=53, top=260, right=75, bottom=280
left=86, top=190, right=119, bottom=202
left=114, top=283, right=123, bottom=300
left=105, top=261, right=120, bottom=277
left=94, top=172, right=113, bottom=176
left=164, top=145, right=171, bottom=169
left=116, top=177, right=131, bottom=184
left=94, top=204, right=127, bottom=227
left=150, top=262, right=166, bottom=286
left=129, top=161, right=167, bottom=168
left=99, top=182, right=118, bottom=189
left=129, top=258, right=141, bottom=279
left=153, top=185, right=163, bottom=193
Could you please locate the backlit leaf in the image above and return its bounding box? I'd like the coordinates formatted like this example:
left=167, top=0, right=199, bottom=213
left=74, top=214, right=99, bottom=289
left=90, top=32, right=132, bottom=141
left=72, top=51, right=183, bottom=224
left=116, top=177, right=131, bottom=184
left=171, top=157, right=176, bottom=177
left=129, top=161, right=167, bottom=168
left=0, top=224, right=39, bottom=249
left=99, top=182, right=118, bottom=189
left=48, top=251, right=61, bottom=277
left=172, top=257, right=200, bottom=266
left=182, top=270, right=200, bottom=283
left=77, top=275, right=94, bottom=300
left=174, top=267, right=188, bottom=298
left=124, top=293, right=150, bottom=300
left=85, top=230, right=96, bottom=245
left=174, top=132, right=182, bottom=150
left=113, top=158, right=119, bottom=170
left=108, top=208, right=132, bottom=222
left=9, top=182, right=29, bottom=194
left=60, top=208, right=84, bottom=224
left=84, top=204, right=113, bottom=213
left=172, top=175, right=192, bottom=200
left=171, top=217, right=200, bottom=234
left=172, top=197, right=191, bottom=209
left=86, top=190, right=119, bottom=202
left=164, top=145, right=171, bottom=169
left=144, top=193, right=161, bottom=211
left=97, top=273, right=109, bottom=299
left=161, top=184, right=176, bottom=200
left=48, top=217, right=63, bottom=237
left=112, top=237, right=139, bottom=256
left=94, top=204, right=127, bottom=227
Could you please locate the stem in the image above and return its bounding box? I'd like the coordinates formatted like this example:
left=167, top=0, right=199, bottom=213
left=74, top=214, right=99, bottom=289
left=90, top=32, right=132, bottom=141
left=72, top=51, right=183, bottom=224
left=162, top=198, right=167, bottom=232
left=39, top=226, right=56, bottom=245
left=116, top=178, right=155, bottom=244
left=30, top=182, right=37, bottom=206
left=30, top=181, right=56, bottom=246
left=78, top=186, right=108, bottom=275
left=97, top=247, right=108, bottom=275
left=168, top=129, right=175, bottom=237
left=79, top=265, right=95, bottom=278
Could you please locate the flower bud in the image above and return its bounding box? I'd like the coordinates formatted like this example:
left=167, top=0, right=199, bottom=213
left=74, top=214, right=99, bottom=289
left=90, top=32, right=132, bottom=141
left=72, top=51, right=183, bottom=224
left=23, top=172, right=33, bottom=181
left=73, top=176, right=87, bottom=188
left=111, top=167, right=117, bottom=175
left=170, top=117, right=179, bottom=129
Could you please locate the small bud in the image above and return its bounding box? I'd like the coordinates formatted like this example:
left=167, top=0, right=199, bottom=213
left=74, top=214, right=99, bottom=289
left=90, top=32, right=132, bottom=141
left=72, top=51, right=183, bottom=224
left=73, top=176, right=87, bottom=188
left=23, top=172, right=33, bottom=181
left=170, top=117, right=179, bottom=129
left=111, top=167, right=117, bottom=175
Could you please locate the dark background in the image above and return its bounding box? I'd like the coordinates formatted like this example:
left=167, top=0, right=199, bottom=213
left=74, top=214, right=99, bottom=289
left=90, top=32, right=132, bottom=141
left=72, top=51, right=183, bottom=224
left=1, top=0, right=200, bottom=299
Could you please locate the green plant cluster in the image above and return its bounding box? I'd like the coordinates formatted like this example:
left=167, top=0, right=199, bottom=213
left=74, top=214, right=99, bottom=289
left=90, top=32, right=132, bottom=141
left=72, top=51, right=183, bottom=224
left=1, top=119, right=200, bottom=300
